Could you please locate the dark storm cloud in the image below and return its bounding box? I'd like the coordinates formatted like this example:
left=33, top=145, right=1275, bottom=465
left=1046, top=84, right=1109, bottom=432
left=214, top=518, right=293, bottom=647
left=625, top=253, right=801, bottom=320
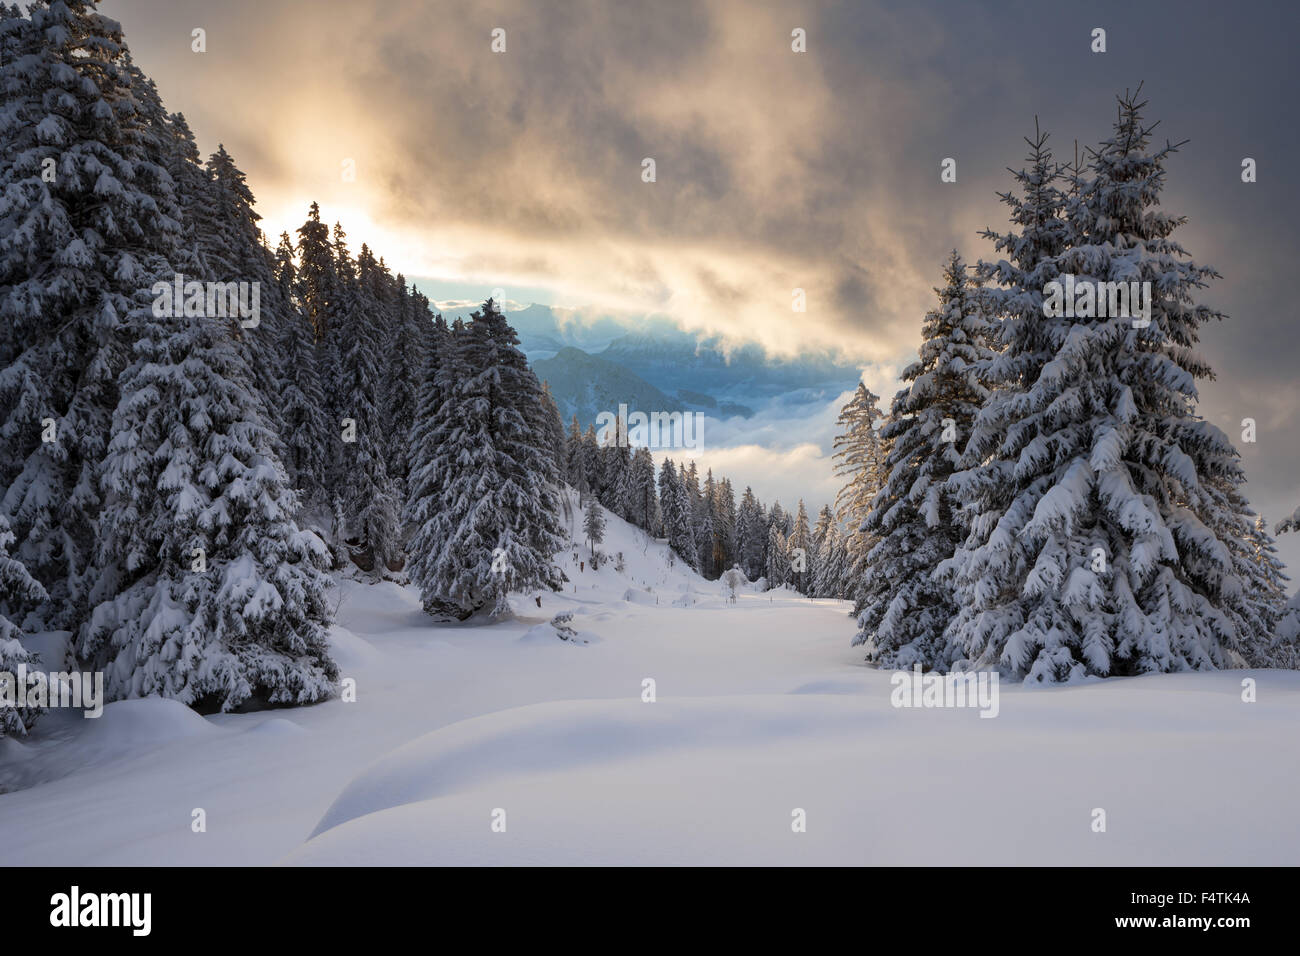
left=100, top=0, right=1300, bottom=563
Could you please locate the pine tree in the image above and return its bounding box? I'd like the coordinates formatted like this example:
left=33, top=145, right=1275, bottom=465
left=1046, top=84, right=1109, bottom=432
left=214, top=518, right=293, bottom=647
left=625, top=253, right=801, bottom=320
left=813, top=511, right=848, bottom=598
left=295, top=205, right=347, bottom=507
left=565, top=416, right=587, bottom=491
left=404, top=301, right=565, bottom=617
left=80, top=294, right=338, bottom=710
left=736, top=487, right=766, bottom=580
left=947, top=92, right=1267, bottom=681
left=538, top=382, right=567, bottom=480
left=657, top=459, right=697, bottom=568
left=0, top=1, right=182, bottom=627
left=811, top=505, right=832, bottom=588
left=404, top=311, right=450, bottom=538
left=854, top=252, right=993, bottom=669
left=160, top=110, right=212, bottom=281
left=582, top=425, right=603, bottom=500
left=0, top=514, right=47, bottom=736
left=383, top=279, right=427, bottom=497
left=203, top=144, right=285, bottom=443
left=789, top=500, right=813, bottom=594
left=599, top=430, right=631, bottom=519
left=765, top=522, right=789, bottom=589
left=334, top=243, right=400, bottom=572
left=583, top=499, right=606, bottom=559
left=294, top=203, right=336, bottom=343
left=626, top=446, right=657, bottom=532
left=273, top=232, right=329, bottom=506
left=683, top=462, right=713, bottom=577
left=832, top=383, right=888, bottom=600
left=712, top=477, right=737, bottom=574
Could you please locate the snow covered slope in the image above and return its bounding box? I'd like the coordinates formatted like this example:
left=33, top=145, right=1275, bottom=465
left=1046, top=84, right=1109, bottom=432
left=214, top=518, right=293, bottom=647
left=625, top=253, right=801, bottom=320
left=1, top=498, right=1298, bottom=865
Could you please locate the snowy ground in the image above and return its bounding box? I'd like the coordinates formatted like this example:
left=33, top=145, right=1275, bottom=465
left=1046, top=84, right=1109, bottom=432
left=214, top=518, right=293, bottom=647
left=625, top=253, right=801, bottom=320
left=2, top=498, right=1298, bottom=866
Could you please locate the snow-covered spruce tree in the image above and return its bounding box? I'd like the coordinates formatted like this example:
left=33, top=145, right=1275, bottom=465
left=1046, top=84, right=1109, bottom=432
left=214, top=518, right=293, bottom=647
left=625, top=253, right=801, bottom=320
left=657, top=458, right=698, bottom=569
left=403, top=310, right=449, bottom=537
left=80, top=287, right=338, bottom=710
left=273, top=232, right=330, bottom=506
left=293, top=206, right=344, bottom=495
left=403, top=300, right=565, bottom=618
left=940, top=121, right=1072, bottom=669
left=294, top=203, right=336, bottom=343
left=699, top=470, right=721, bottom=579
left=765, top=521, right=789, bottom=589
left=626, top=446, right=657, bottom=532
left=712, top=477, right=737, bottom=573
left=736, top=487, right=766, bottom=580
left=811, top=504, right=834, bottom=593
left=832, top=383, right=888, bottom=602
left=564, top=416, right=587, bottom=491
left=381, top=278, right=426, bottom=498
left=0, top=1, right=180, bottom=628
left=1232, top=508, right=1289, bottom=663
left=1271, top=509, right=1300, bottom=668
left=582, top=425, right=605, bottom=501
left=0, top=514, right=47, bottom=736
left=596, top=424, right=629, bottom=519
left=854, top=252, right=993, bottom=669
left=946, top=92, right=1267, bottom=681
left=583, top=499, right=606, bottom=559
left=788, top=500, right=813, bottom=593
left=538, top=382, right=568, bottom=482
left=203, top=145, right=286, bottom=444
left=159, top=110, right=212, bottom=282
left=333, top=242, right=400, bottom=572
left=813, top=514, right=848, bottom=599
left=683, top=462, right=713, bottom=577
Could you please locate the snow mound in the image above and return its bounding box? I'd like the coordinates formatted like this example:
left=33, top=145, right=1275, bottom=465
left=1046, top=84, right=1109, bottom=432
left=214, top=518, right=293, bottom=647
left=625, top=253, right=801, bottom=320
left=303, top=696, right=864, bottom=844
left=81, top=697, right=217, bottom=748
left=327, top=624, right=382, bottom=669
left=244, top=717, right=309, bottom=737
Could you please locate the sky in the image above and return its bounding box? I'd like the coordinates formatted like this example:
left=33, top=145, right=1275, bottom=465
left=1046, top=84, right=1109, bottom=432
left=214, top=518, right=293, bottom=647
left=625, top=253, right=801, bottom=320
left=100, top=0, right=1300, bottom=570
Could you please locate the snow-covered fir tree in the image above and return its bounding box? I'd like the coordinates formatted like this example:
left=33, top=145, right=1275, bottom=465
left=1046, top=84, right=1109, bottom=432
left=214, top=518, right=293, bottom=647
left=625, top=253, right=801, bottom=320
left=711, top=477, right=738, bottom=574
left=0, top=514, right=46, bottom=736
left=736, top=487, right=766, bottom=581
left=403, top=300, right=565, bottom=617
left=625, top=446, right=657, bottom=533
left=832, top=383, right=888, bottom=601
left=854, top=252, right=993, bottom=669
left=382, top=278, right=427, bottom=498
left=202, top=144, right=285, bottom=441
left=946, top=92, right=1271, bottom=681
left=583, top=499, right=606, bottom=559
left=765, top=521, right=789, bottom=589
left=788, top=500, right=813, bottom=594
left=683, top=462, right=714, bottom=577
left=563, top=415, right=585, bottom=491
left=0, top=0, right=180, bottom=628
left=273, top=232, right=330, bottom=505
left=812, top=508, right=848, bottom=598
left=538, top=382, right=568, bottom=481
left=80, top=293, right=338, bottom=710
left=333, top=242, right=400, bottom=572
left=657, top=458, right=698, bottom=569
